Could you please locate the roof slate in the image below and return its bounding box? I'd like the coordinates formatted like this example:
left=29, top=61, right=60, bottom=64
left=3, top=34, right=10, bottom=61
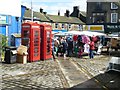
left=24, top=9, right=50, bottom=22
left=47, top=14, right=85, bottom=24
left=80, top=11, right=86, bottom=17
left=24, top=9, right=85, bottom=24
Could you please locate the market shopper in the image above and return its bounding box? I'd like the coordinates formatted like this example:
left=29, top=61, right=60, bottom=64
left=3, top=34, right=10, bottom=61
left=106, top=40, right=110, bottom=53
left=78, top=46, right=83, bottom=58
left=54, top=39, right=59, bottom=55
left=52, top=38, right=56, bottom=60
left=74, top=41, right=78, bottom=57
left=67, top=38, right=73, bottom=57
left=61, top=39, right=68, bottom=59
left=56, top=37, right=63, bottom=56
left=89, top=38, right=95, bottom=59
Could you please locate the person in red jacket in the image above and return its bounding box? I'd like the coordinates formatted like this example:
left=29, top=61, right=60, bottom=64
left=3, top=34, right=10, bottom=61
left=89, top=37, right=95, bottom=59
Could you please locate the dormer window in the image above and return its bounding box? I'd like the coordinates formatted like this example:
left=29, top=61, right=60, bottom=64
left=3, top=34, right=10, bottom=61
left=111, top=3, right=118, bottom=9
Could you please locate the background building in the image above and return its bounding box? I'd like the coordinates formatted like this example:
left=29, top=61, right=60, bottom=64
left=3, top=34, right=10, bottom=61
left=23, top=8, right=50, bottom=24
left=23, top=7, right=85, bottom=33
left=86, top=0, right=120, bottom=33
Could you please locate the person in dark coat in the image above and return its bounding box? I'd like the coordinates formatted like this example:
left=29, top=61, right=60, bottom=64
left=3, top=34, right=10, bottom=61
left=67, top=38, right=73, bottom=57
left=61, top=39, right=68, bottom=58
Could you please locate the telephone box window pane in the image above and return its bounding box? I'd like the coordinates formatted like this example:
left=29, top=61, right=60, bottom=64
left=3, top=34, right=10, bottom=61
left=22, top=30, right=30, bottom=46
left=23, top=30, right=29, bottom=37
left=34, top=31, right=39, bottom=56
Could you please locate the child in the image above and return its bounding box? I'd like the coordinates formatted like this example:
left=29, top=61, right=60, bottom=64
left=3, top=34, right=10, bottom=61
left=74, top=45, right=78, bottom=57
left=78, top=46, right=83, bottom=58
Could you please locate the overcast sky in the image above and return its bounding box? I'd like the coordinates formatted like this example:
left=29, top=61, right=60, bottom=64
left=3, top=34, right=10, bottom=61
left=21, top=0, right=87, bottom=15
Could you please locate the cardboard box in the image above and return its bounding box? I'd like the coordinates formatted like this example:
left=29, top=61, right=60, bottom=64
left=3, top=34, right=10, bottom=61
left=17, top=45, right=28, bottom=55
left=17, top=54, right=27, bottom=64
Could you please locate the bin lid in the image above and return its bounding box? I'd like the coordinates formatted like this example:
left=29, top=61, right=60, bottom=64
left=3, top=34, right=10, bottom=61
left=5, top=46, right=17, bottom=50
left=11, top=33, right=21, bottom=38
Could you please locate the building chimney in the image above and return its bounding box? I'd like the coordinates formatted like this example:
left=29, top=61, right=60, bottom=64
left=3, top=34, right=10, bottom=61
left=73, top=6, right=79, bottom=12
left=73, top=6, right=79, bottom=17
left=58, top=10, right=60, bottom=16
left=43, top=12, right=47, bottom=15
left=66, top=10, right=70, bottom=17
left=40, top=8, right=43, bottom=13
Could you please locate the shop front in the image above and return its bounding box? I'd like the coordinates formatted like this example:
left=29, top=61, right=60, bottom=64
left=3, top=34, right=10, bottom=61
left=104, top=23, right=120, bottom=34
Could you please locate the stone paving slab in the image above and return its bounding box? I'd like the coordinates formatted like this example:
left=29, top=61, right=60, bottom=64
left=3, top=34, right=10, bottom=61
left=1, top=60, right=64, bottom=89
left=72, top=55, right=110, bottom=76
left=70, top=55, right=120, bottom=89
left=71, top=78, right=103, bottom=89
left=2, top=60, right=56, bottom=78
left=56, top=58, right=89, bottom=87
left=1, top=54, right=120, bottom=90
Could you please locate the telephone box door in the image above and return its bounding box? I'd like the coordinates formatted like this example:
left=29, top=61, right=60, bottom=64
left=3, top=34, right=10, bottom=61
left=22, top=22, right=40, bottom=62
left=40, top=24, right=52, bottom=60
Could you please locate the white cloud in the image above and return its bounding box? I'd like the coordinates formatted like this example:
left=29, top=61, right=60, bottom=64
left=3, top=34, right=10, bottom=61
left=22, top=2, right=31, bottom=8
left=0, top=0, right=21, bottom=16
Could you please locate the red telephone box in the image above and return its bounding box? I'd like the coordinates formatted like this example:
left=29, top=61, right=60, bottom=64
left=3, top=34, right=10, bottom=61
left=21, top=22, right=40, bottom=62
left=40, top=24, right=52, bottom=60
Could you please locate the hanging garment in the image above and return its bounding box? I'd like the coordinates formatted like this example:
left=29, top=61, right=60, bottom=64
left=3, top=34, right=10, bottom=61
left=84, top=43, right=90, bottom=53
left=96, top=43, right=103, bottom=55
left=82, top=35, right=90, bottom=44
left=92, top=36, right=98, bottom=42
left=73, top=35, right=78, bottom=41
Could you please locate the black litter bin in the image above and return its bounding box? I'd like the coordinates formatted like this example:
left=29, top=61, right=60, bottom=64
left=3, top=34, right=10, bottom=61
left=4, top=46, right=17, bottom=64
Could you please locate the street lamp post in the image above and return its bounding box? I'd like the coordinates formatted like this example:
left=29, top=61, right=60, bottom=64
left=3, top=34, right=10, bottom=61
left=31, top=0, right=33, bottom=21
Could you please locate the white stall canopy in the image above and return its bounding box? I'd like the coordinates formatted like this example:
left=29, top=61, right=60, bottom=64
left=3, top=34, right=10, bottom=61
left=64, top=31, right=106, bottom=36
